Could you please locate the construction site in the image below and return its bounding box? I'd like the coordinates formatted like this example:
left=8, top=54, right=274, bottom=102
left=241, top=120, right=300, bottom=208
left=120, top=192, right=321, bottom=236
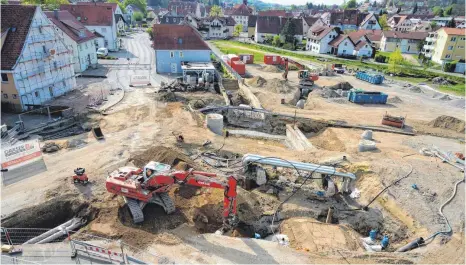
left=1, top=32, right=465, bottom=264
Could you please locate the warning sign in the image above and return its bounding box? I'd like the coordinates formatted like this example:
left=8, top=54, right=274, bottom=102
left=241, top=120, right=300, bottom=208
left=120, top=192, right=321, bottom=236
left=1, top=139, right=42, bottom=170
left=130, top=75, right=151, bottom=86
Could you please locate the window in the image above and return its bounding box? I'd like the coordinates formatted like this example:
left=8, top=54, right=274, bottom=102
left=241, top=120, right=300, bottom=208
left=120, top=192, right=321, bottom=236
left=170, top=51, right=174, bottom=58
left=2, top=93, right=8, bottom=99
left=49, top=87, right=54, bottom=97
left=79, top=45, right=82, bottom=51
left=461, top=37, right=466, bottom=40
left=1, top=73, right=8, bottom=82
left=450, top=37, right=456, bottom=41
left=344, top=42, right=347, bottom=46
left=12, top=94, right=17, bottom=99
left=42, top=45, right=47, bottom=53
left=102, top=28, right=107, bottom=33
left=445, top=54, right=451, bottom=59
left=448, top=46, right=453, bottom=50
left=34, top=91, right=39, bottom=97
left=458, top=46, right=464, bottom=49
left=53, top=61, right=58, bottom=69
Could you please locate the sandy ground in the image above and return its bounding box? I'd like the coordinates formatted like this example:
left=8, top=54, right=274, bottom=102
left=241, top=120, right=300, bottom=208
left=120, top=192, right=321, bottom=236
left=1, top=34, right=465, bottom=264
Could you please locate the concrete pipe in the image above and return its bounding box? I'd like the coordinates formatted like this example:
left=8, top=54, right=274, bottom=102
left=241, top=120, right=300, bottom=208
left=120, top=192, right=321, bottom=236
left=206, top=114, right=224, bottom=136
left=24, top=219, right=75, bottom=244
left=36, top=218, right=84, bottom=244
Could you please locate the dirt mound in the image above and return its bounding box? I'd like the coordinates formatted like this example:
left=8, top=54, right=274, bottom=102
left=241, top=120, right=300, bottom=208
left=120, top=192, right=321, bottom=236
left=432, top=76, right=453, bottom=85
left=428, top=115, right=465, bottom=133
left=309, top=128, right=345, bottom=152
left=438, top=94, right=452, bottom=101
left=280, top=218, right=362, bottom=252
left=449, top=99, right=466, bottom=109
left=130, top=146, right=193, bottom=169
left=387, top=96, right=403, bottom=103
left=156, top=92, right=186, bottom=102
left=409, top=86, right=424, bottom=93
left=267, top=78, right=294, bottom=93
left=321, top=88, right=341, bottom=98
left=261, top=65, right=281, bottom=73
left=246, top=76, right=267, bottom=87
left=327, top=82, right=353, bottom=91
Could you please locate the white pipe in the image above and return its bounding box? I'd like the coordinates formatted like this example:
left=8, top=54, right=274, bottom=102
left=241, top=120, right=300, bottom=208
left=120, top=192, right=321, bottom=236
left=24, top=218, right=75, bottom=244
left=242, top=154, right=356, bottom=180
left=35, top=218, right=83, bottom=244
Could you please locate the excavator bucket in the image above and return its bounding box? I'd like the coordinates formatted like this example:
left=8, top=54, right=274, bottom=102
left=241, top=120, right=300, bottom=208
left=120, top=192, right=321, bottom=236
left=92, top=126, right=104, bottom=140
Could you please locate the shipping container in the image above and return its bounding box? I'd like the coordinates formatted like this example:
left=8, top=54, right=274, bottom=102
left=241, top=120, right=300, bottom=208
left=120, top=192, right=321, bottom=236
left=238, top=54, right=254, bottom=64
left=355, top=71, right=384, bottom=84
left=348, top=90, right=388, bottom=104
left=231, top=60, right=246, bottom=75
left=264, top=54, right=281, bottom=65
left=227, top=54, right=239, bottom=66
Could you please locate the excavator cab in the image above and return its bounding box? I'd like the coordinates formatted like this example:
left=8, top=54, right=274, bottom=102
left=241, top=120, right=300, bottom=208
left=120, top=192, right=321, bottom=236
left=298, top=70, right=309, bottom=79
left=143, top=161, right=171, bottom=180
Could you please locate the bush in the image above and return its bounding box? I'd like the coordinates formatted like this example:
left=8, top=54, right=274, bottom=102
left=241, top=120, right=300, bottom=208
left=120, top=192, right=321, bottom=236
left=444, top=62, right=457, bottom=72
left=375, top=54, right=387, bottom=63
left=282, top=43, right=295, bottom=50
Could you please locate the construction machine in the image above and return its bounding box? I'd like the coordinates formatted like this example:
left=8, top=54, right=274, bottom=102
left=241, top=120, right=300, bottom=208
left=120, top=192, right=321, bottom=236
left=281, top=57, right=319, bottom=85
left=106, top=161, right=239, bottom=232
left=72, top=168, right=89, bottom=184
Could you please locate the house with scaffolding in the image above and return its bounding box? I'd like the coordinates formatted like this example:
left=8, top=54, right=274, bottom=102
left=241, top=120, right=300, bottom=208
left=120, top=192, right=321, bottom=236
left=1, top=5, right=76, bottom=112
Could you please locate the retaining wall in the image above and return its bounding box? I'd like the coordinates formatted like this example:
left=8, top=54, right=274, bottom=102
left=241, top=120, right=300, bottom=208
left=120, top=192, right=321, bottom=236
left=286, top=124, right=315, bottom=151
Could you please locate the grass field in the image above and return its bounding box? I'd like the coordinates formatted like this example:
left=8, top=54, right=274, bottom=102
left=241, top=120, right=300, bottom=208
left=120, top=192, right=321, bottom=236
left=212, top=40, right=465, bottom=95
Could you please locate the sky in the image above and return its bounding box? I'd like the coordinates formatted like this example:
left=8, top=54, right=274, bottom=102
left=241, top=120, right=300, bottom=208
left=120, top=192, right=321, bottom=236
left=260, top=0, right=346, bottom=5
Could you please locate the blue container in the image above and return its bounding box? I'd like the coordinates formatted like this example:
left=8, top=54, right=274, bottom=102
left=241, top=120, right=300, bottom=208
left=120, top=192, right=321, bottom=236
left=348, top=90, right=388, bottom=104
left=381, top=235, right=390, bottom=249
left=355, top=71, right=384, bottom=84
left=369, top=230, right=377, bottom=240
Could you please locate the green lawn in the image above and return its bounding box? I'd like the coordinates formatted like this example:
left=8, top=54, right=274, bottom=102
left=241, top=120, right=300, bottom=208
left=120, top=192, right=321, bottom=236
left=212, top=40, right=465, bottom=95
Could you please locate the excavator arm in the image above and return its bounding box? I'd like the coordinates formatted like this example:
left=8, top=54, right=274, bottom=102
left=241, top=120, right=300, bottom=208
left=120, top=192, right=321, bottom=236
left=282, top=57, right=306, bottom=80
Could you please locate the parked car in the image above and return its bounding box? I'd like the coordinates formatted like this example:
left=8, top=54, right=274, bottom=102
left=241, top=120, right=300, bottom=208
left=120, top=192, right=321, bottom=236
left=332, top=63, right=345, bottom=74
left=96, top=47, right=109, bottom=58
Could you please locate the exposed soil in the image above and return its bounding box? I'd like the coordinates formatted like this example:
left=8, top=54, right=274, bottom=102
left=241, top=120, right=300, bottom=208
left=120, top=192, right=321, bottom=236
left=130, top=146, right=193, bottom=169
left=309, top=128, right=346, bottom=152
left=387, top=96, right=403, bottom=104
left=246, top=76, right=267, bottom=87
left=428, top=115, right=465, bottom=133
left=261, top=65, right=282, bottom=73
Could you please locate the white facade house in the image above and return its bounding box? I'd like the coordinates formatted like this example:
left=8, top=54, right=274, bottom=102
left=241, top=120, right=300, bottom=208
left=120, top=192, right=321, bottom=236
left=45, top=10, right=98, bottom=73
left=227, top=4, right=252, bottom=32
left=306, top=26, right=339, bottom=54
left=328, top=35, right=355, bottom=56
left=303, top=17, right=326, bottom=37
left=60, top=4, right=120, bottom=51
left=353, top=41, right=373, bottom=57
left=1, top=5, right=76, bottom=111
left=359, top=13, right=381, bottom=30
left=208, top=17, right=235, bottom=39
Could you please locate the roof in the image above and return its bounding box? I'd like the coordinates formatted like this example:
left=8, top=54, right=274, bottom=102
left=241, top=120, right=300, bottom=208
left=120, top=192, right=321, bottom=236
left=1, top=5, right=36, bottom=71
left=115, top=14, right=128, bottom=25
left=77, top=2, right=118, bottom=13
left=159, top=15, right=185, bottom=25
left=307, top=25, right=336, bottom=40
left=303, top=16, right=318, bottom=26
left=258, top=10, right=287, bottom=17
left=330, top=9, right=359, bottom=26
left=207, top=16, right=236, bottom=27
left=328, top=34, right=350, bottom=47
left=359, top=13, right=376, bottom=26
left=440, top=27, right=466, bottom=36
left=60, top=5, right=114, bottom=26
left=256, top=17, right=303, bottom=35
left=347, top=30, right=369, bottom=43
left=44, top=11, right=97, bottom=44
left=127, top=4, right=142, bottom=13
left=382, top=31, right=428, bottom=40
left=248, top=15, right=257, bottom=27
left=168, top=1, right=197, bottom=16
left=152, top=24, right=210, bottom=50
left=231, top=4, right=252, bottom=16
left=354, top=40, right=369, bottom=51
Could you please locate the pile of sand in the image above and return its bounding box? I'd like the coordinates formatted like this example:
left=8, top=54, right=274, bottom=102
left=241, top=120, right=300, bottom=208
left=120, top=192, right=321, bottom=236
left=266, top=78, right=294, bottom=93
left=387, top=96, right=403, bottom=104
left=130, top=146, right=193, bottom=169
left=428, top=115, right=465, bottom=133
left=246, top=76, right=267, bottom=87
left=438, top=94, right=452, bottom=101
left=409, top=86, right=424, bottom=93
left=327, top=82, right=353, bottom=91
left=309, top=128, right=345, bottom=152
left=321, top=88, right=341, bottom=98
left=261, top=65, right=281, bottom=73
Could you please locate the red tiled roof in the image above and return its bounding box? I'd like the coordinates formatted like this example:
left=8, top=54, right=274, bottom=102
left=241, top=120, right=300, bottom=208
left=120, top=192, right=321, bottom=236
left=60, top=4, right=114, bottom=26
left=308, top=26, right=336, bottom=40
left=168, top=2, right=197, bottom=16
left=382, top=31, right=427, bottom=40
left=303, top=16, right=318, bottom=26
left=77, top=2, right=118, bottom=12
left=347, top=30, right=369, bottom=43
left=44, top=11, right=97, bottom=44
left=328, top=34, right=350, bottom=47
left=256, top=17, right=303, bottom=35
left=231, top=4, right=252, bottom=16
left=258, top=10, right=286, bottom=17
left=1, top=5, right=36, bottom=71
left=354, top=40, right=369, bottom=51
left=152, top=24, right=209, bottom=50
left=355, top=29, right=382, bottom=42
left=440, top=27, right=466, bottom=35
left=330, top=9, right=359, bottom=26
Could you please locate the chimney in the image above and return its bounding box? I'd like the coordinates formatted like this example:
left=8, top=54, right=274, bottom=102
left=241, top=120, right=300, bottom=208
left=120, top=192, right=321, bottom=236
left=54, top=9, right=59, bottom=19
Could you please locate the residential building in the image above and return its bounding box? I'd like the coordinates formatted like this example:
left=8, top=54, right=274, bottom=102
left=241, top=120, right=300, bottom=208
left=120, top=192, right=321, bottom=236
left=207, top=16, right=236, bottom=39
left=1, top=5, right=76, bottom=112
left=306, top=26, right=340, bottom=54
left=152, top=24, right=211, bottom=73
left=348, top=31, right=374, bottom=57
left=359, top=13, right=381, bottom=30
left=115, top=14, right=128, bottom=34
left=302, top=17, right=326, bottom=36
left=168, top=1, right=203, bottom=17
left=329, top=9, right=360, bottom=30
left=258, top=10, right=288, bottom=17
left=185, top=14, right=203, bottom=29
left=159, top=15, right=185, bottom=25
left=410, top=21, right=435, bottom=32
left=254, top=17, right=304, bottom=43
left=380, top=31, right=428, bottom=53
left=228, top=3, right=253, bottom=32
left=247, top=15, right=257, bottom=38
left=60, top=4, right=120, bottom=51
left=45, top=10, right=98, bottom=73
left=328, top=34, right=355, bottom=56
left=388, top=15, right=412, bottom=32
left=126, top=4, right=143, bottom=18
left=431, top=28, right=465, bottom=64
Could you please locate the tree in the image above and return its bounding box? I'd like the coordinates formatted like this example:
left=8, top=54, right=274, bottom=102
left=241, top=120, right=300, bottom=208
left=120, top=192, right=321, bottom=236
left=23, top=0, right=69, bottom=10
left=280, top=18, right=296, bottom=43
left=272, top=35, right=281, bottom=46
left=132, top=11, right=143, bottom=22
left=233, top=24, right=243, bottom=37
left=446, top=18, right=456, bottom=28
left=412, top=3, right=417, bottom=14
left=107, top=0, right=126, bottom=13
left=290, top=4, right=297, bottom=10
left=124, top=0, right=147, bottom=15
left=443, top=5, right=453, bottom=16
left=417, top=39, right=425, bottom=52
left=213, top=0, right=219, bottom=5
left=430, top=21, right=437, bottom=28
left=388, top=49, right=404, bottom=74
left=210, top=5, right=222, bottom=17
left=1, top=0, right=8, bottom=4
left=343, top=0, right=357, bottom=9
left=432, top=6, right=443, bottom=16
left=379, top=14, right=390, bottom=30
left=146, top=27, right=154, bottom=40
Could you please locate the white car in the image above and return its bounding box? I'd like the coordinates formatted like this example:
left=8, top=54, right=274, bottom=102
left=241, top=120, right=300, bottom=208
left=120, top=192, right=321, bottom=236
left=96, top=48, right=109, bottom=58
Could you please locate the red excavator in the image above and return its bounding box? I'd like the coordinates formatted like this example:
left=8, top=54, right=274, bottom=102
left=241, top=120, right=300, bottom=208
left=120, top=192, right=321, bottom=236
left=281, top=57, right=319, bottom=85
left=106, top=161, right=238, bottom=231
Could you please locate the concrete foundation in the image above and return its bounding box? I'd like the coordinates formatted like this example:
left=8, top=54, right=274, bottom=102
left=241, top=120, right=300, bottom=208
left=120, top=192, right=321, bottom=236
left=286, top=124, right=314, bottom=151
left=206, top=114, right=224, bottom=135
